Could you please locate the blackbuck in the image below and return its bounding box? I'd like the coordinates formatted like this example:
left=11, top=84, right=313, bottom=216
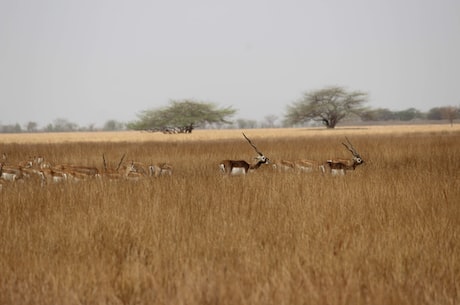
left=101, top=153, right=135, bottom=179
left=219, top=133, right=270, bottom=175
left=326, top=137, right=364, bottom=175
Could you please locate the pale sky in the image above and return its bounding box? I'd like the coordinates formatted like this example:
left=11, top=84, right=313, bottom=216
left=1, top=0, right=459, bottom=127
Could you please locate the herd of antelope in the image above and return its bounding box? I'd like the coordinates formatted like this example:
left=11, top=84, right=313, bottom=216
left=219, top=133, right=364, bottom=176
left=0, top=153, right=173, bottom=188
left=0, top=134, right=364, bottom=189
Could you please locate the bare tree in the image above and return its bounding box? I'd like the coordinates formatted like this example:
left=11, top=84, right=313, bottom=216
left=440, top=106, right=459, bottom=127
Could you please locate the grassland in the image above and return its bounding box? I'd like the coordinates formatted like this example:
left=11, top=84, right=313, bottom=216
left=1, top=125, right=459, bottom=305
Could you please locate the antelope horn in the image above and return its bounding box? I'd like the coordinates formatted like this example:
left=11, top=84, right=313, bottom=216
left=116, top=153, right=126, bottom=171
left=342, top=137, right=360, bottom=157
left=102, top=153, right=107, bottom=171
left=242, top=132, right=264, bottom=156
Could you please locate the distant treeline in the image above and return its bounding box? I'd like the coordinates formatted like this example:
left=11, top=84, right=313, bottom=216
left=1, top=106, right=458, bottom=133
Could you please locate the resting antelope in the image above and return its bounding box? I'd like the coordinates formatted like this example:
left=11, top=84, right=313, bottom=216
left=219, top=133, right=270, bottom=175
left=53, top=164, right=100, bottom=181
left=326, top=137, right=364, bottom=175
left=294, top=159, right=327, bottom=173
left=0, top=164, right=25, bottom=182
left=149, top=163, right=173, bottom=177
left=0, top=153, right=26, bottom=182
left=38, top=168, right=68, bottom=184
left=271, top=159, right=296, bottom=171
left=101, top=153, right=135, bottom=179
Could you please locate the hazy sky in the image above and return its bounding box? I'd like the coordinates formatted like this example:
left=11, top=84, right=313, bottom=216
left=1, top=0, right=459, bottom=127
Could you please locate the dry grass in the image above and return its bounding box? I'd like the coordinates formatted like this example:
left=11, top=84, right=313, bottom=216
left=1, top=125, right=459, bottom=305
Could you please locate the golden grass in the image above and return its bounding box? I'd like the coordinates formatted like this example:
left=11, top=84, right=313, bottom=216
left=1, top=125, right=459, bottom=305
left=1, top=123, right=459, bottom=144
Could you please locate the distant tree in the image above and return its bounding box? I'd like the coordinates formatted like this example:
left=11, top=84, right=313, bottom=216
left=440, top=106, right=459, bottom=126
left=26, top=121, right=38, bottom=132
left=0, top=123, right=22, bottom=133
left=427, top=107, right=443, bottom=120
left=103, top=120, right=125, bottom=131
left=284, top=86, right=368, bottom=128
left=394, top=108, right=423, bottom=121
left=261, top=115, right=278, bottom=128
left=128, top=99, right=237, bottom=132
left=361, top=108, right=396, bottom=121
left=236, top=119, right=258, bottom=129
left=44, top=123, right=54, bottom=132
left=86, top=123, right=96, bottom=131
left=50, top=118, right=79, bottom=132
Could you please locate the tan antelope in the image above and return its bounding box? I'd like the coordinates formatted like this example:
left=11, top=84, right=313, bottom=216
left=101, top=153, right=135, bottom=179
left=219, top=133, right=270, bottom=175
left=54, top=164, right=100, bottom=181
left=294, top=159, right=327, bottom=173
left=120, top=160, right=173, bottom=177
left=0, top=164, right=25, bottom=182
left=38, top=168, right=68, bottom=185
left=325, top=137, right=364, bottom=175
left=11, top=156, right=46, bottom=182
left=271, top=159, right=296, bottom=171
left=149, top=162, right=173, bottom=177
left=0, top=153, right=25, bottom=182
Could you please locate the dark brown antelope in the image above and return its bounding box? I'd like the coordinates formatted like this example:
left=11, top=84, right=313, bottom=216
left=326, top=137, right=364, bottom=175
left=219, top=133, right=270, bottom=175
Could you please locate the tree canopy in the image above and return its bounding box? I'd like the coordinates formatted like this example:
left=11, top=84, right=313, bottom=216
left=127, top=99, right=237, bottom=132
left=284, top=86, right=368, bottom=128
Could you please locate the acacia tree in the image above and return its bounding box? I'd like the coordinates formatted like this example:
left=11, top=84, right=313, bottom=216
left=284, top=86, right=368, bottom=128
left=127, top=99, right=237, bottom=132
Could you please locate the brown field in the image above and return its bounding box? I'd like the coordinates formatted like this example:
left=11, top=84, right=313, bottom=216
left=1, top=125, right=459, bottom=305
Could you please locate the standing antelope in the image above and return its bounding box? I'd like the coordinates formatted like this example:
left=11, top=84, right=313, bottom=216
left=219, top=133, right=270, bottom=175
left=326, top=137, right=364, bottom=175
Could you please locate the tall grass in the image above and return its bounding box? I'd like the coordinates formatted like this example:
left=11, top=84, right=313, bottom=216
left=1, top=127, right=459, bottom=305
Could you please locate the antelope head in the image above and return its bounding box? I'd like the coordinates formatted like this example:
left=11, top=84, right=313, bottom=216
left=342, top=137, right=364, bottom=166
left=242, top=133, right=270, bottom=165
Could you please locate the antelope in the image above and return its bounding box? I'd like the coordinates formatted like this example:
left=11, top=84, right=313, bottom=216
left=123, top=161, right=149, bottom=176
left=0, top=153, right=25, bottom=182
left=271, top=159, right=296, bottom=171
left=54, top=164, right=100, bottom=180
left=294, top=159, right=327, bottom=173
left=0, top=164, right=25, bottom=182
left=38, top=168, right=68, bottom=184
left=325, top=137, right=364, bottom=175
left=219, top=133, right=270, bottom=175
left=149, top=163, right=173, bottom=177
left=100, top=153, right=135, bottom=179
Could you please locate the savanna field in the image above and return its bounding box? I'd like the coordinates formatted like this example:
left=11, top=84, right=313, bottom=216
left=0, top=125, right=459, bottom=305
